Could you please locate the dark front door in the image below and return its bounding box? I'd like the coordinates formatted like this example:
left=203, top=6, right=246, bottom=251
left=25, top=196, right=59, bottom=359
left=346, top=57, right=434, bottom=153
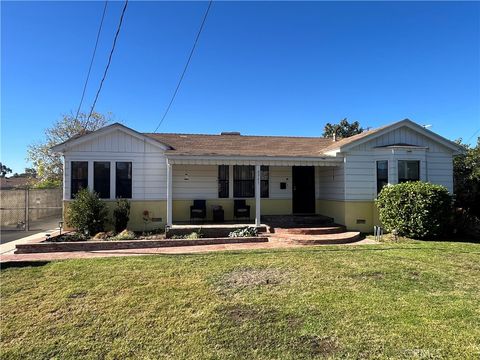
left=292, top=166, right=315, bottom=214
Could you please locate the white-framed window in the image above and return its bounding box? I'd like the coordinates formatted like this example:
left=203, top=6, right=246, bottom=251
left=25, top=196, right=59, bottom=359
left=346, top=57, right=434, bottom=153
left=93, top=162, right=111, bottom=199
left=376, top=160, right=388, bottom=194
left=398, top=160, right=420, bottom=183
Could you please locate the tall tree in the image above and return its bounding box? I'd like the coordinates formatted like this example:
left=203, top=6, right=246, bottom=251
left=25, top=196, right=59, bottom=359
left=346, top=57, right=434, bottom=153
left=27, top=112, right=112, bottom=183
left=323, top=118, right=363, bottom=139
left=0, top=162, right=12, bottom=178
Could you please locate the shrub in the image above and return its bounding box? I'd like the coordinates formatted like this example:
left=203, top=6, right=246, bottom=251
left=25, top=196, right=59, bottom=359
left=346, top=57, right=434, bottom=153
left=376, top=182, right=452, bottom=239
left=113, top=199, right=130, bottom=233
left=229, top=227, right=258, bottom=238
left=67, top=188, right=108, bottom=236
left=111, top=229, right=136, bottom=240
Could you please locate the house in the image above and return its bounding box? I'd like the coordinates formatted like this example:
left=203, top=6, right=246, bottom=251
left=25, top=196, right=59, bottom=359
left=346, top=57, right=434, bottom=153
left=51, top=119, right=463, bottom=232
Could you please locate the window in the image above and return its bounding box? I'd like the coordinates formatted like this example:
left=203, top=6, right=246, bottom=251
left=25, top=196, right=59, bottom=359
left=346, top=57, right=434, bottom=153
left=116, top=162, right=132, bottom=198
left=218, top=165, right=229, bottom=198
left=71, top=161, right=88, bottom=198
left=233, top=165, right=255, bottom=197
left=398, top=160, right=420, bottom=183
left=261, top=166, right=269, bottom=198
left=376, top=160, right=388, bottom=194
left=94, top=162, right=110, bottom=199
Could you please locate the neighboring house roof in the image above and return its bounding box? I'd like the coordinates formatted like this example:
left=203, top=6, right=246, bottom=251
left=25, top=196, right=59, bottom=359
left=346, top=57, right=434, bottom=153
left=0, top=177, right=33, bottom=189
left=51, top=119, right=464, bottom=157
left=145, top=133, right=334, bottom=157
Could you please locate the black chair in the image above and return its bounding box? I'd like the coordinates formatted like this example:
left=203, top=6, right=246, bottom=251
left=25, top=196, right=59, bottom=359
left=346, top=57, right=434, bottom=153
left=234, top=200, right=250, bottom=220
left=190, top=200, right=206, bottom=222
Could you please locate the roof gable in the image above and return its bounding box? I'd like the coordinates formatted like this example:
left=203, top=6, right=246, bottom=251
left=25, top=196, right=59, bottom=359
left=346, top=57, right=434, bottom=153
left=51, top=123, right=170, bottom=153
left=323, top=119, right=463, bottom=154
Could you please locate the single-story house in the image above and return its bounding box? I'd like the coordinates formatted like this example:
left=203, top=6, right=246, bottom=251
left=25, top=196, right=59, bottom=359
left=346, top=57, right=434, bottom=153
left=52, top=119, right=463, bottom=232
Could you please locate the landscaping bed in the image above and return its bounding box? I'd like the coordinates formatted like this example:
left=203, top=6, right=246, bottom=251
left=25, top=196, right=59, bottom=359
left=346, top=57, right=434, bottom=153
left=14, top=236, right=268, bottom=254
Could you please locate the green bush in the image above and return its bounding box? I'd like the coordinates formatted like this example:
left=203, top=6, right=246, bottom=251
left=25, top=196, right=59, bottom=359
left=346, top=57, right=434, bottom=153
left=67, top=189, right=108, bottom=236
left=376, top=182, right=452, bottom=239
left=113, top=199, right=130, bottom=233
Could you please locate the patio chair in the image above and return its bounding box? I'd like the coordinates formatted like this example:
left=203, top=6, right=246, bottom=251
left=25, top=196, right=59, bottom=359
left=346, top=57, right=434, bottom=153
left=190, top=200, right=207, bottom=223
left=234, top=200, right=250, bottom=220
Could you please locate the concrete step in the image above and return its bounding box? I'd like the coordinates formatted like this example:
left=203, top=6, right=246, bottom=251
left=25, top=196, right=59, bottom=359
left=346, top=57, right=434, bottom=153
left=261, top=214, right=334, bottom=227
left=273, top=225, right=346, bottom=235
left=270, top=231, right=361, bottom=245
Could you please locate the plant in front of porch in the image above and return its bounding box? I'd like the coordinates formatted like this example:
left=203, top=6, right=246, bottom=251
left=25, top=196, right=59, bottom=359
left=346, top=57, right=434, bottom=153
left=113, top=199, right=131, bottom=233
left=66, top=188, right=108, bottom=237
left=376, top=182, right=451, bottom=239
left=229, top=227, right=258, bottom=238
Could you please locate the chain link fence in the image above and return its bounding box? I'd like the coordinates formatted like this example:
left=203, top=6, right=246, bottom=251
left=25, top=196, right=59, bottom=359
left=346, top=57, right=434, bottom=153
left=0, top=188, right=62, bottom=231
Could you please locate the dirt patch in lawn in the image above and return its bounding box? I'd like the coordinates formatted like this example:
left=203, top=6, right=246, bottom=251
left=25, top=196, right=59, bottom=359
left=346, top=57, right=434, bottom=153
left=294, top=334, right=340, bottom=357
left=215, top=267, right=291, bottom=293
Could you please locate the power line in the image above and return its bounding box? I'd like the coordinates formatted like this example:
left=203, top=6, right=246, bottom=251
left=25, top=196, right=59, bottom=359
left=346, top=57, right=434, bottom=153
left=84, top=0, right=129, bottom=130
left=466, top=127, right=480, bottom=143
left=153, top=0, right=213, bottom=133
left=74, top=0, right=108, bottom=122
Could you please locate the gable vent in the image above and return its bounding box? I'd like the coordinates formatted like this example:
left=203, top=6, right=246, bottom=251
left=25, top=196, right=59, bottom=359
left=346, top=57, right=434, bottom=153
left=221, top=131, right=241, bottom=136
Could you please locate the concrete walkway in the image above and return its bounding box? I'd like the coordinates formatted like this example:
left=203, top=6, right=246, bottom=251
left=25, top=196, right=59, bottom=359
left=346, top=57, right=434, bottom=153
left=0, top=237, right=378, bottom=263
left=0, top=228, right=60, bottom=256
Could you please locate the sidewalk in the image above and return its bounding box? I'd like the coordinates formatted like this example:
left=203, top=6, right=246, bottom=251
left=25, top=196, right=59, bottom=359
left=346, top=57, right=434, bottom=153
left=0, top=237, right=378, bottom=263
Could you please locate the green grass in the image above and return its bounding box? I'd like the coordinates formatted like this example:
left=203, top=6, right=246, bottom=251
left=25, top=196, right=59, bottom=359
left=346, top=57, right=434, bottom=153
left=1, top=241, right=479, bottom=359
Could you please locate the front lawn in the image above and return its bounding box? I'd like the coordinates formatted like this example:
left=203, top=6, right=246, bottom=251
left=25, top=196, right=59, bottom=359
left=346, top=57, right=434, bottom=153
left=1, top=241, right=479, bottom=359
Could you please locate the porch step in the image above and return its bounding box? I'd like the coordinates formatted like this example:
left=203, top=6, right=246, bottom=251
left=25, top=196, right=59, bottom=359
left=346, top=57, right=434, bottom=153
left=273, top=225, right=346, bottom=235
left=261, top=214, right=335, bottom=228
left=270, top=231, right=361, bottom=245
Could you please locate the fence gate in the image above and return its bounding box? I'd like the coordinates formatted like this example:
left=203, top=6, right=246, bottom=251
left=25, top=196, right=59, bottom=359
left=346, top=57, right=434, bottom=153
left=0, top=188, right=62, bottom=231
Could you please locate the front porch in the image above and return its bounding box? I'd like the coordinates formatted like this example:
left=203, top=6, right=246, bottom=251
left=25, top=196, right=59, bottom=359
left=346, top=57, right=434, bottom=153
left=165, top=155, right=343, bottom=228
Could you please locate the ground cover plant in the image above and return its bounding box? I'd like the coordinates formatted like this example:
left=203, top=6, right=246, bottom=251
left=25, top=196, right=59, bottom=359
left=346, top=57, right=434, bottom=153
left=1, top=241, right=479, bottom=359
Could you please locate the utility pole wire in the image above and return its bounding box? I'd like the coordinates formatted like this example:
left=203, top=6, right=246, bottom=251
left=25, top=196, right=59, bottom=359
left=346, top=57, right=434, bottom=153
left=153, top=0, right=213, bottom=133
left=74, top=0, right=108, bottom=122
left=84, top=0, right=129, bottom=131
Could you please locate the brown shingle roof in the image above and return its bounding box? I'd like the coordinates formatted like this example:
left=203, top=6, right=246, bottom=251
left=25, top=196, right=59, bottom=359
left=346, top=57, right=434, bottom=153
left=145, top=133, right=335, bottom=157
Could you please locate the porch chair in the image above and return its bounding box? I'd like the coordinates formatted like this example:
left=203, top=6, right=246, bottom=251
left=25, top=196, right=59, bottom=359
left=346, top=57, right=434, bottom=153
left=234, top=200, right=250, bottom=220
left=190, top=200, right=207, bottom=223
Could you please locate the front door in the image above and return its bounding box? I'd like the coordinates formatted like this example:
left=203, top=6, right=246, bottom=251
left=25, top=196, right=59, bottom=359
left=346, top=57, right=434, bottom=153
left=292, top=166, right=315, bottom=214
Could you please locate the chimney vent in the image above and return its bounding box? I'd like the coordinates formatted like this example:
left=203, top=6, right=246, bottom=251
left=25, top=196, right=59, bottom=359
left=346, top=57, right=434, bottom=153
left=221, top=131, right=241, bottom=136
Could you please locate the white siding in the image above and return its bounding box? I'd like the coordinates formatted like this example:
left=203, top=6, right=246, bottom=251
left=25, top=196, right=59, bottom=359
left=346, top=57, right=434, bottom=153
left=317, top=165, right=345, bottom=200
left=173, top=165, right=218, bottom=199
left=63, top=130, right=167, bottom=200
left=270, top=166, right=292, bottom=199
left=343, top=126, right=455, bottom=200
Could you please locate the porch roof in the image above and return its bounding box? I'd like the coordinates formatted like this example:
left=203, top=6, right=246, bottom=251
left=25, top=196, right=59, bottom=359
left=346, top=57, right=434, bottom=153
left=165, top=154, right=343, bottom=166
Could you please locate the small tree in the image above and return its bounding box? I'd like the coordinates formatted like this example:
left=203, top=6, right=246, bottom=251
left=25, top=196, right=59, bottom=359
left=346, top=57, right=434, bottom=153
left=0, top=162, right=12, bottom=178
left=323, top=118, right=363, bottom=139
left=113, top=199, right=131, bottom=233
left=27, top=111, right=112, bottom=184
left=376, top=182, right=452, bottom=239
left=67, top=188, right=108, bottom=237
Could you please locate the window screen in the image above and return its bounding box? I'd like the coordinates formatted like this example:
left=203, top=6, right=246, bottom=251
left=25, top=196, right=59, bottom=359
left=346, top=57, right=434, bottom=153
left=94, top=162, right=110, bottom=199
left=116, top=162, right=132, bottom=198
left=71, top=161, right=88, bottom=198
left=376, top=160, right=388, bottom=194
left=233, top=165, right=255, bottom=198
left=218, top=165, right=229, bottom=198
left=398, top=160, right=420, bottom=183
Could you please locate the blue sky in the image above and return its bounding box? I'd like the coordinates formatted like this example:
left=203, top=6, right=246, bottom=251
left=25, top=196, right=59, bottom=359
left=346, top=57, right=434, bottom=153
left=2, top=1, right=479, bottom=173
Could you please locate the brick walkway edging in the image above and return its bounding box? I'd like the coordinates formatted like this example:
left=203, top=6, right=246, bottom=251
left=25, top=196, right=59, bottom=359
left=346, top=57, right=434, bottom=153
left=14, top=237, right=268, bottom=254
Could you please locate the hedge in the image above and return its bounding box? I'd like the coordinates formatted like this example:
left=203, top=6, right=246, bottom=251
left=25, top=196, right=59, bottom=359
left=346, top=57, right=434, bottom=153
left=376, top=182, right=451, bottom=239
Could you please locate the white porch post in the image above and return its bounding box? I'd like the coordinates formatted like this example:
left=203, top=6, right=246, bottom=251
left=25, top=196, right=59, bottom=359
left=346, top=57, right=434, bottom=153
left=166, top=161, right=173, bottom=227
left=255, top=164, right=261, bottom=226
